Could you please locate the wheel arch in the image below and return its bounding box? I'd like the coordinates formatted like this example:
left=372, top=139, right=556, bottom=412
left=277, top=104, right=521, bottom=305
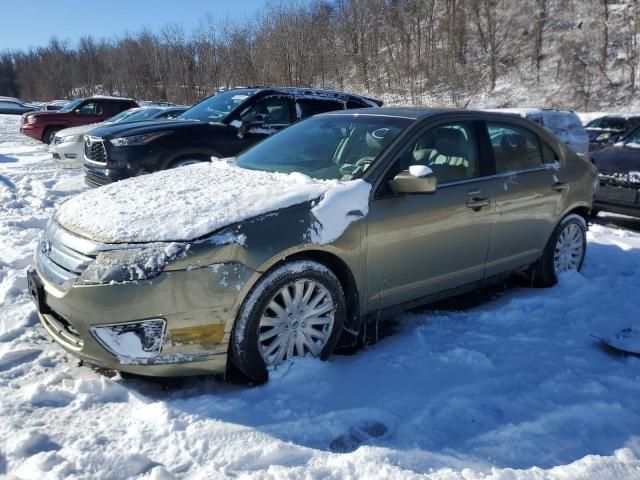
left=239, top=248, right=363, bottom=346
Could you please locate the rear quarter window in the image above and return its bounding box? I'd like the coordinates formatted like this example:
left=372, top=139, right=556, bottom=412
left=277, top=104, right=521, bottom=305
left=297, top=99, right=344, bottom=119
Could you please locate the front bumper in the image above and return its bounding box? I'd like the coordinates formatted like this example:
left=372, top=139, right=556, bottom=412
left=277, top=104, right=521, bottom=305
left=29, top=262, right=255, bottom=376
left=21, top=124, right=44, bottom=141
left=50, top=141, right=83, bottom=164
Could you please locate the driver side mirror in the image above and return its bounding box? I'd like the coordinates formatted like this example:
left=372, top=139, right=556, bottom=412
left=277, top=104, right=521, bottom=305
left=389, top=166, right=437, bottom=194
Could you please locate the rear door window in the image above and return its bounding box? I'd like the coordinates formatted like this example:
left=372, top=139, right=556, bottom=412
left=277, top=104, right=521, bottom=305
left=297, top=99, right=344, bottom=119
left=487, top=123, right=544, bottom=173
left=245, top=96, right=294, bottom=127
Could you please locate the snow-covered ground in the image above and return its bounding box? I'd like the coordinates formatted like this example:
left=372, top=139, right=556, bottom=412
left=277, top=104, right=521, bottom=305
left=1, top=113, right=640, bottom=479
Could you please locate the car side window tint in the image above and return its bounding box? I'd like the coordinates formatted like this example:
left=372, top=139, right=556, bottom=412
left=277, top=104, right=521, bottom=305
left=297, top=99, right=344, bottom=118
left=391, top=122, right=480, bottom=184
left=541, top=142, right=558, bottom=164
left=246, top=97, right=293, bottom=126
left=77, top=102, right=102, bottom=116
left=347, top=99, right=369, bottom=109
left=487, top=123, right=544, bottom=173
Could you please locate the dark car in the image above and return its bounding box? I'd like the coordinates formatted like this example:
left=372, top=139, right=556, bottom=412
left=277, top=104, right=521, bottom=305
left=82, top=87, right=382, bottom=187
left=20, top=96, right=139, bottom=144
left=0, top=98, right=38, bottom=115
left=585, top=115, right=640, bottom=152
left=592, top=127, right=640, bottom=218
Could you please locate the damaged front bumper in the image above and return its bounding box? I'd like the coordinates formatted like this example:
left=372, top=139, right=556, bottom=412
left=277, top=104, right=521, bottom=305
left=29, top=261, right=255, bottom=376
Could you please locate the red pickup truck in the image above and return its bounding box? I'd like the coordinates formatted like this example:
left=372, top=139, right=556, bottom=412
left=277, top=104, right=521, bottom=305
left=21, top=96, right=139, bottom=144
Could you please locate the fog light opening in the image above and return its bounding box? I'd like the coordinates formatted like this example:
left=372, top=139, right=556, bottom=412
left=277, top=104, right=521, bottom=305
left=91, top=319, right=166, bottom=361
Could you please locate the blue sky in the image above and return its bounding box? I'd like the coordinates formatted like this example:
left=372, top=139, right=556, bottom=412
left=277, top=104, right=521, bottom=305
left=1, top=0, right=269, bottom=51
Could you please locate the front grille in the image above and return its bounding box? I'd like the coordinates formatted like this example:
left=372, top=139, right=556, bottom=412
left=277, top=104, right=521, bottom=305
left=35, top=222, right=99, bottom=293
left=84, top=136, right=107, bottom=163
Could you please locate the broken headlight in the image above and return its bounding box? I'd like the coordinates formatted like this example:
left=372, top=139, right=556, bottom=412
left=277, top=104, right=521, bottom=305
left=77, top=243, right=184, bottom=285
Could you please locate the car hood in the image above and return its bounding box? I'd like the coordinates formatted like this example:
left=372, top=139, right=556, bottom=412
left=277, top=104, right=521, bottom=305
left=87, top=119, right=207, bottom=139
left=23, top=110, right=70, bottom=120
left=56, top=123, right=105, bottom=137
left=592, top=145, right=640, bottom=173
left=55, top=161, right=339, bottom=243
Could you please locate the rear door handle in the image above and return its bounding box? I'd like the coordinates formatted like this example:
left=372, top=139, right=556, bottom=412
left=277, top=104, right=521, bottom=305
left=466, top=197, right=491, bottom=211
left=551, top=182, right=569, bottom=192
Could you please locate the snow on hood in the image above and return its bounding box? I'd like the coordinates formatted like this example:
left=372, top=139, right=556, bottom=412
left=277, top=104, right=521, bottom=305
left=55, top=162, right=336, bottom=243
left=308, top=180, right=371, bottom=244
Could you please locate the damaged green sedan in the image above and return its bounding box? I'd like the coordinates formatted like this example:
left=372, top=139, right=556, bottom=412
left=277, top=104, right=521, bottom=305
left=28, top=108, right=598, bottom=382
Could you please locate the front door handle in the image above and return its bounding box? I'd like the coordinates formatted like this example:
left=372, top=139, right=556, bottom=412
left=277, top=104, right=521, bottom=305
left=551, top=182, right=569, bottom=192
left=466, top=197, right=491, bottom=211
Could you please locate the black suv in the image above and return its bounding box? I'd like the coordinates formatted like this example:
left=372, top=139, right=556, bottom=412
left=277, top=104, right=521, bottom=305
left=83, top=87, right=382, bottom=187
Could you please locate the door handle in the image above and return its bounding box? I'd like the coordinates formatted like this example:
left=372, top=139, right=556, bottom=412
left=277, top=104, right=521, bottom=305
left=466, top=197, right=491, bottom=211
left=551, top=182, right=569, bottom=192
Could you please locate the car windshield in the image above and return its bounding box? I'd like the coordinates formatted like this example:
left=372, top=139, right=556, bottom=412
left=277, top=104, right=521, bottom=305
left=59, top=99, right=83, bottom=113
left=587, top=117, right=626, bottom=131
left=235, top=114, right=412, bottom=180
left=179, top=89, right=260, bottom=122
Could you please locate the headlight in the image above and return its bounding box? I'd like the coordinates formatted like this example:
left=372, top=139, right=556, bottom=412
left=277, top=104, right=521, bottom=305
left=27, top=116, right=37, bottom=125
left=596, top=132, right=611, bottom=142
left=62, top=134, right=83, bottom=143
left=109, top=131, right=172, bottom=147
left=77, top=243, right=184, bottom=285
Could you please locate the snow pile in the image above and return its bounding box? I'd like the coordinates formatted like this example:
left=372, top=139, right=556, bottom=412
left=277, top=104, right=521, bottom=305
left=308, top=179, right=371, bottom=244
left=55, top=161, right=333, bottom=243
left=2, top=114, right=640, bottom=479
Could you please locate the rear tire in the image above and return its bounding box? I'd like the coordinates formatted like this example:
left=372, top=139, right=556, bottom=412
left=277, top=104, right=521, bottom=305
left=231, top=260, right=346, bottom=384
left=532, top=214, right=587, bottom=287
left=43, top=127, right=60, bottom=145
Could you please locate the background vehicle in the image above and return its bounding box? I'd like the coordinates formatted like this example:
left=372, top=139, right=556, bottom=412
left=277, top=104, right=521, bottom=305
left=0, top=98, right=38, bottom=115
left=50, top=106, right=188, bottom=163
left=20, top=96, right=139, bottom=144
left=592, top=127, right=640, bottom=218
left=585, top=115, right=640, bottom=151
left=30, top=108, right=596, bottom=383
left=83, top=87, right=382, bottom=187
left=41, top=100, right=70, bottom=111
left=485, top=108, right=589, bottom=155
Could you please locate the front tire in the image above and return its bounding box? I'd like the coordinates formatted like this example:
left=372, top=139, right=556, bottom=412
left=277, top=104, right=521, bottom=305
left=532, top=214, right=587, bottom=287
left=43, top=127, right=60, bottom=145
left=231, top=260, right=346, bottom=383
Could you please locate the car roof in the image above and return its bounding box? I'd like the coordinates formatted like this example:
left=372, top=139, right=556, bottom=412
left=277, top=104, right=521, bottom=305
left=87, top=95, right=135, bottom=102
left=222, top=86, right=382, bottom=106
left=320, top=107, right=528, bottom=120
